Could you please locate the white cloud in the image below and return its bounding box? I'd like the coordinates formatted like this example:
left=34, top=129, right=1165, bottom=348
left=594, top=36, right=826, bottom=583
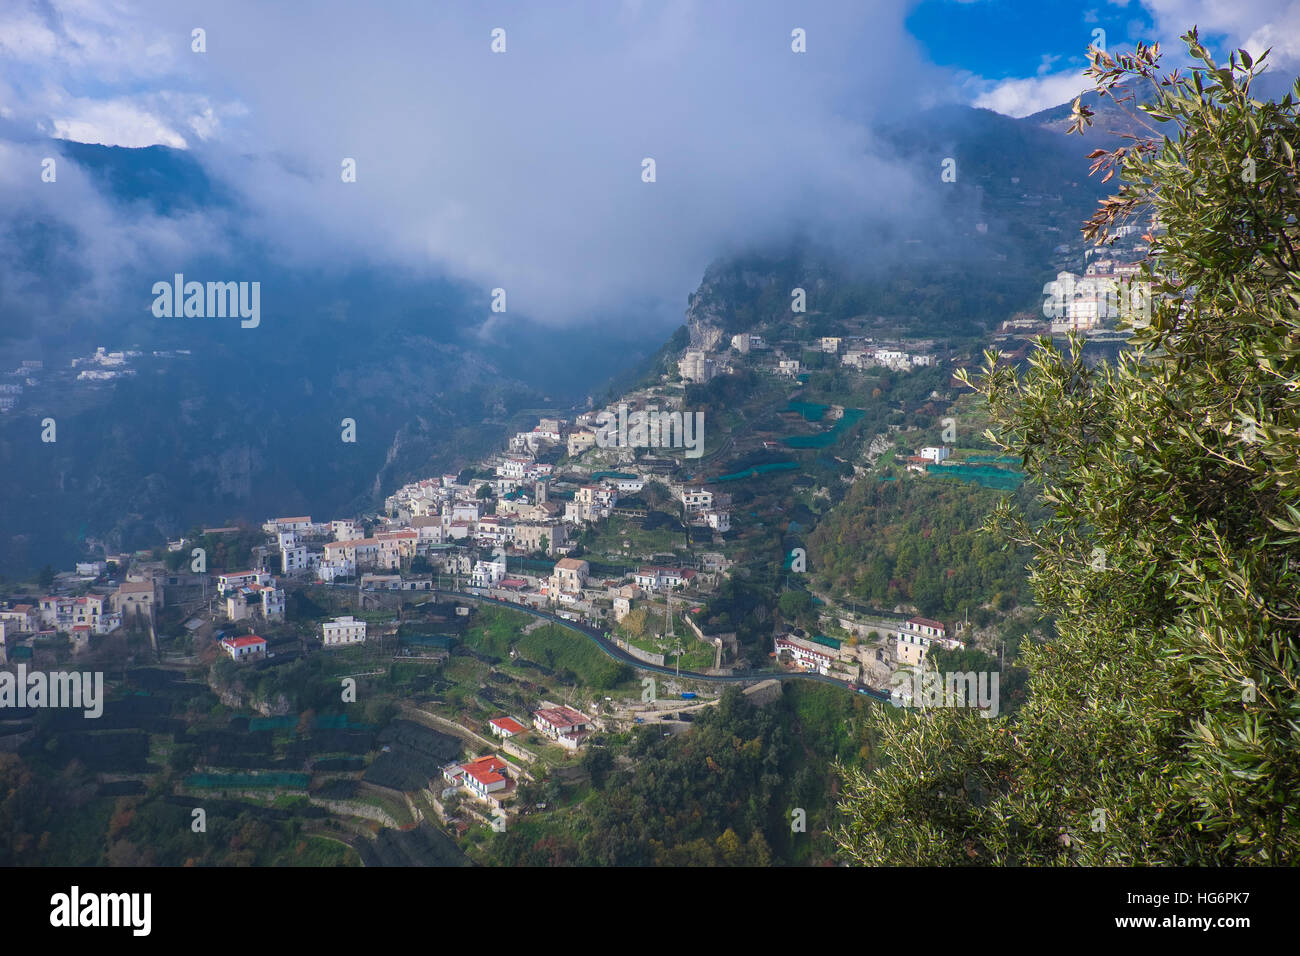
left=1139, top=1, right=1300, bottom=66
left=971, top=69, right=1091, bottom=117
left=971, top=0, right=1300, bottom=118
left=48, top=96, right=188, bottom=148
left=0, top=0, right=946, bottom=331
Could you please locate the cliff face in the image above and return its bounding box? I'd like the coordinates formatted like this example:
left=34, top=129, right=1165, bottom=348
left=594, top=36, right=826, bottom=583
left=684, top=263, right=784, bottom=351
left=685, top=284, right=728, bottom=351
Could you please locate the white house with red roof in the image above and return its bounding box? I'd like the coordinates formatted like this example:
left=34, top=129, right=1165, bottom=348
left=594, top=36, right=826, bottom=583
left=220, top=634, right=267, bottom=661
left=443, top=754, right=515, bottom=810
left=775, top=635, right=836, bottom=676
left=489, top=716, right=527, bottom=739
left=533, top=705, right=592, bottom=749
left=263, top=516, right=313, bottom=534
left=903, top=617, right=950, bottom=641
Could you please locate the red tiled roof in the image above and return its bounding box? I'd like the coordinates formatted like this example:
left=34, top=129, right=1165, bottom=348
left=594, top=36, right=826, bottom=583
left=535, top=706, right=589, bottom=730
left=461, top=755, right=507, bottom=786
left=490, top=717, right=527, bottom=735
left=908, top=617, right=946, bottom=630
left=222, top=635, right=266, bottom=648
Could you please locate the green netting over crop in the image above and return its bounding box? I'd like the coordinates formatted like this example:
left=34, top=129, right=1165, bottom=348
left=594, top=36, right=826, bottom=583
left=715, top=461, right=800, bottom=482
left=248, top=716, right=296, bottom=731
left=965, top=454, right=1021, bottom=464
left=184, top=772, right=309, bottom=789
left=313, top=714, right=374, bottom=730
left=926, top=463, right=1025, bottom=490
left=784, top=408, right=865, bottom=449
left=787, top=400, right=829, bottom=422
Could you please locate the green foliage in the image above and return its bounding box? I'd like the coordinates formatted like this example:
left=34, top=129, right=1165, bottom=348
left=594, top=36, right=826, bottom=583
left=836, top=38, right=1300, bottom=865
left=515, top=625, right=632, bottom=689
left=778, top=589, right=813, bottom=621
left=808, top=477, right=1036, bottom=617
left=482, top=685, right=872, bottom=866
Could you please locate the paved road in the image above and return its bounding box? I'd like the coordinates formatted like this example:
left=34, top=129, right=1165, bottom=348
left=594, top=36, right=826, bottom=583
left=428, top=587, right=891, bottom=702
left=312, top=580, right=890, bottom=701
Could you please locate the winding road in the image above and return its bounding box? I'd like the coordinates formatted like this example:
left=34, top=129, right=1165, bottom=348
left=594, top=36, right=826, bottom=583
left=426, top=587, right=891, bottom=702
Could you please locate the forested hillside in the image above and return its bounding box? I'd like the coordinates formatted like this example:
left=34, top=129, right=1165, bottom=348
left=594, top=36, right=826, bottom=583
left=808, top=477, right=1039, bottom=618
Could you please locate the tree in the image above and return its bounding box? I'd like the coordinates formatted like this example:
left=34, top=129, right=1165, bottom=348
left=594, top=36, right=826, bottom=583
left=778, top=589, right=812, bottom=621
left=37, top=565, right=54, bottom=590
left=581, top=746, right=614, bottom=789
left=476, top=484, right=493, bottom=500
left=837, top=33, right=1300, bottom=865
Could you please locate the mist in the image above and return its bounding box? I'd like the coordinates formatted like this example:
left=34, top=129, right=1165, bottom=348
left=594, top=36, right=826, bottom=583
left=0, top=0, right=951, bottom=339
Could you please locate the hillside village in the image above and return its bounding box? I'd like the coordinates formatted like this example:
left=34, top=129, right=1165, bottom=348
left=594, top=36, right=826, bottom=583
left=0, top=251, right=1125, bottom=833
left=1, top=329, right=997, bottom=708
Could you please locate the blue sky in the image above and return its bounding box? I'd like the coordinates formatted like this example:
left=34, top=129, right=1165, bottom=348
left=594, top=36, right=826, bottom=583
left=906, top=0, right=1294, bottom=116
left=908, top=0, right=1157, bottom=80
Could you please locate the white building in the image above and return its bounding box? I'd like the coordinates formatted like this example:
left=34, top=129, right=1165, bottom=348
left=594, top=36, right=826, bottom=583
left=533, top=706, right=592, bottom=749
left=322, top=615, right=367, bottom=647
left=775, top=635, right=835, bottom=676
left=704, top=510, right=731, bottom=532
left=472, top=557, right=507, bottom=589
left=317, top=556, right=355, bottom=583
left=217, top=570, right=271, bottom=592
left=1042, top=269, right=1151, bottom=334
left=220, top=634, right=267, bottom=661
left=281, top=544, right=310, bottom=574
left=678, top=487, right=713, bottom=511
